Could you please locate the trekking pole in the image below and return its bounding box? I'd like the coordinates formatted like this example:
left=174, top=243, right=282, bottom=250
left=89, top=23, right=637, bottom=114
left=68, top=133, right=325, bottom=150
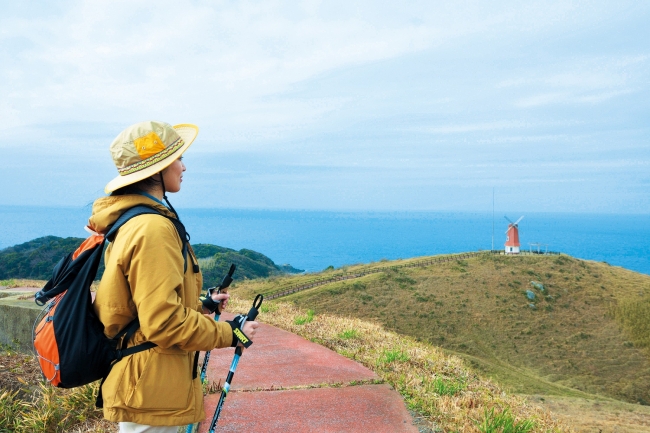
left=186, top=264, right=237, bottom=433
left=208, top=294, right=263, bottom=433
left=200, top=264, right=236, bottom=382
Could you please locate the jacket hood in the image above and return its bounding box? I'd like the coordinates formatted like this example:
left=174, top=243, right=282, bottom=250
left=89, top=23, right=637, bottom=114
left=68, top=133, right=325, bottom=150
left=88, top=194, right=175, bottom=234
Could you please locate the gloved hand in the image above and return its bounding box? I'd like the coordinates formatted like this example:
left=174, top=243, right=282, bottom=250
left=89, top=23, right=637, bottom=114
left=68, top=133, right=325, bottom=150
left=211, top=287, right=229, bottom=314
left=200, top=287, right=230, bottom=314
left=226, top=314, right=259, bottom=348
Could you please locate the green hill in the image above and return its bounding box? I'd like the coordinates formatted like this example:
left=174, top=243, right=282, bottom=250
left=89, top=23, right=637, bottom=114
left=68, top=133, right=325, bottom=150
left=235, top=252, right=650, bottom=405
left=0, top=237, right=303, bottom=289
left=0, top=236, right=85, bottom=281
left=194, top=244, right=303, bottom=289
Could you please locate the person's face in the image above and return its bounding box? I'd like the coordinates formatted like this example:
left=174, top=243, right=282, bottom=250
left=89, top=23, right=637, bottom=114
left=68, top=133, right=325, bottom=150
left=162, top=157, right=186, bottom=193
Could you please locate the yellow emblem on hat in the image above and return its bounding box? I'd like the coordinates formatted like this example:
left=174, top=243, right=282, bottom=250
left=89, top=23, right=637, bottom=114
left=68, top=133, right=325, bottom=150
left=134, top=132, right=167, bottom=160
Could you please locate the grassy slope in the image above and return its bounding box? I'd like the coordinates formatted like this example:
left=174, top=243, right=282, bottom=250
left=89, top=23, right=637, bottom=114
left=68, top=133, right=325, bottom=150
left=235, top=253, right=650, bottom=405
left=225, top=298, right=566, bottom=433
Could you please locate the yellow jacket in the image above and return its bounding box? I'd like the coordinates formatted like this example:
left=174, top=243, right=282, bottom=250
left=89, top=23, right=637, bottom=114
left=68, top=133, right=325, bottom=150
left=90, top=194, right=233, bottom=426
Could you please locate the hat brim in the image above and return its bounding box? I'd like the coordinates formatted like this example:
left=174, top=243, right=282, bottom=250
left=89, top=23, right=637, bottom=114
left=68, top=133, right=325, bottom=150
left=104, top=123, right=199, bottom=194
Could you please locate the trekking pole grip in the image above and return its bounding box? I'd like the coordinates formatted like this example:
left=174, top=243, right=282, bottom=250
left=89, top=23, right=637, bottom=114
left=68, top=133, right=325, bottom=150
left=220, top=264, right=236, bottom=289
left=247, top=294, right=263, bottom=321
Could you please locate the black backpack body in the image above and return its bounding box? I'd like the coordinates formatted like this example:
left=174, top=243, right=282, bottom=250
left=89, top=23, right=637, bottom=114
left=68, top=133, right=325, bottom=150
left=32, top=205, right=192, bottom=405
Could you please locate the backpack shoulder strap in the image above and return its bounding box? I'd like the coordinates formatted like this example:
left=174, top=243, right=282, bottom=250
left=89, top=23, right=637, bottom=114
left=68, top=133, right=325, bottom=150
left=105, top=205, right=161, bottom=241
left=165, top=217, right=199, bottom=273
left=107, top=205, right=194, bottom=273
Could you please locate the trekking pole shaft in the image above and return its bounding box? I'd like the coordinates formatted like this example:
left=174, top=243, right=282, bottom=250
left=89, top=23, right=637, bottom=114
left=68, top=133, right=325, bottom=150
left=209, top=346, right=243, bottom=432
left=208, top=294, right=262, bottom=432
left=188, top=265, right=238, bottom=433
left=200, top=312, right=220, bottom=383
left=186, top=312, right=220, bottom=433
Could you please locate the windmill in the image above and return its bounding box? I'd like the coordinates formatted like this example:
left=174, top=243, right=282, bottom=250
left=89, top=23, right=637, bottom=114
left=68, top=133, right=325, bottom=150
left=504, top=215, right=524, bottom=254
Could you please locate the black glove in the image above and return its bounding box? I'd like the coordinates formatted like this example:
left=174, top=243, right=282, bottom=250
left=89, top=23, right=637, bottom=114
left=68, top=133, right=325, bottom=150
left=200, top=287, right=221, bottom=314
left=226, top=314, right=253, bottom=348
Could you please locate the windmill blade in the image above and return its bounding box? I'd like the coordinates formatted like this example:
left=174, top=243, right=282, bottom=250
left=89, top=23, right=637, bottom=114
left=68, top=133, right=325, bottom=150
left=514, top=215, right=524, bottom=226
left=504, top=216, right=514, bottom=224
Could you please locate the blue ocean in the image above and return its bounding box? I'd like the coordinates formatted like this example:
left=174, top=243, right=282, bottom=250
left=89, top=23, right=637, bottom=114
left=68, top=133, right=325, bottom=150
left=1, top=206, right=649, bottom=276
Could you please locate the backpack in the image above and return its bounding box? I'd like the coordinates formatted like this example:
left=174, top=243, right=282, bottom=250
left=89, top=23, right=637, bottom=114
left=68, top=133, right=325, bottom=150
left=32, top=205, right=196, bottom=405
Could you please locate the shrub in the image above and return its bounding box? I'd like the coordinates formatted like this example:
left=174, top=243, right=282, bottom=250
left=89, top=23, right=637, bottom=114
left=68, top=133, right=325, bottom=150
left=430, top=376, right=466, bottom=396
left=359, top=294, right=373, bottom=302
left=378, top=349, right=410, bottom=365
left=477, top=407, right=535, bottom=433
left=294, top=309, right=315, bottom=325
left=261, top=303, right=277, bottom=314
left=0, top=279, right=17, bottom=288
left=338, top=329, right=359, bottom=340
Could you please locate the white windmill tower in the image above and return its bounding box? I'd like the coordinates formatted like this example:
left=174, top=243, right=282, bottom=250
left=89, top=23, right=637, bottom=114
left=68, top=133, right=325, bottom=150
left=504, top=215, right=524, bottom=254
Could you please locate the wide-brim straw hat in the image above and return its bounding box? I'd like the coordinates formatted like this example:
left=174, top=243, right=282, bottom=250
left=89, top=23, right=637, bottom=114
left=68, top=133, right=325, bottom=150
left=105, top=121, right=199, bottom=193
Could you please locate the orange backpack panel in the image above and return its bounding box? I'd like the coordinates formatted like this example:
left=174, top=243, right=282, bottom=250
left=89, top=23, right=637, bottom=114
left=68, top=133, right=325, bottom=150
left=33, top=292, right=65, bottom=386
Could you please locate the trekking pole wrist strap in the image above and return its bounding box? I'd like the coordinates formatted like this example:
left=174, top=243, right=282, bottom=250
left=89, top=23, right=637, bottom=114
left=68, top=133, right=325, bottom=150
left=200, top=288, right=221, bottom=314
left=226, top=315, right=252, bottom=348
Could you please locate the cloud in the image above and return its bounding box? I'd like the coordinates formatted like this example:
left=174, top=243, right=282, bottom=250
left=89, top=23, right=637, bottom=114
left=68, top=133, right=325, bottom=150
left=1, top=1, right=649, bottom=212
left=502, top=55, right=649, bottom=107
left=0, top=1, right=440, bottom=130
left=2, top=1, right=641, bottom=130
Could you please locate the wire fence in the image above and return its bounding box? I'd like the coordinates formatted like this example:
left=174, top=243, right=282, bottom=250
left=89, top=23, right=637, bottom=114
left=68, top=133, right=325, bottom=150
left=490, top=250, right=561, bottom=256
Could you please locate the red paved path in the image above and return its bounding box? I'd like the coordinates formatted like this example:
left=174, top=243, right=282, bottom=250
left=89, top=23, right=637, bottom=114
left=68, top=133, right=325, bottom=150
left=198, top=313, right=419, bottom=432
left=6, top=288, right=419, bottom=431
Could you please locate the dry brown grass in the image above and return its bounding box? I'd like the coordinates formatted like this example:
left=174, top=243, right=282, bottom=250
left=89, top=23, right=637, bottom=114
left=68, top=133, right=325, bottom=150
left=529, top=395, right=650, bottom=433
left=228, top=297, right=570, bottom=432
left=238, top=253, right=650, bottom=405
left=0, top=279, right=45, bottom=289
left=0, top=344, right=115, bottom=433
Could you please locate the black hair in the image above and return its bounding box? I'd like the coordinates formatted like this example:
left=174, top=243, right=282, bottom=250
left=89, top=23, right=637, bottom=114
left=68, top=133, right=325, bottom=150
left=111, top=175, right=161, bottom=196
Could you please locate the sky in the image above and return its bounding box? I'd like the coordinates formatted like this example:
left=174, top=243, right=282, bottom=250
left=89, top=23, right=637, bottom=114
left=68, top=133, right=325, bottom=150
left=1, top=1, right=649, bottom=213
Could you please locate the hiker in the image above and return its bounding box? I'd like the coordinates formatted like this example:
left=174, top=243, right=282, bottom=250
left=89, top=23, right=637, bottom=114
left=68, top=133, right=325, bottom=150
left=89, top=121, right=259, bottom=432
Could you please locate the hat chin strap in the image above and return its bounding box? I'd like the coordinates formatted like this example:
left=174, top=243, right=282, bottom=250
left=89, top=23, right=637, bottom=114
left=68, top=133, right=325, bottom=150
left=157, top=169, right=198, bottom=273
left=159, top=172, right=180, bottom=220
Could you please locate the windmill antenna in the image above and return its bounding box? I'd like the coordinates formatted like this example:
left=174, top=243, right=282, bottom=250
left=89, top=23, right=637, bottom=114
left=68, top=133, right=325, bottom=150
left=504, top=216, right=514, bottom=224
left=514, top=215, right=524, bottom=226
left=491, top=188, right=494, bottom=251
